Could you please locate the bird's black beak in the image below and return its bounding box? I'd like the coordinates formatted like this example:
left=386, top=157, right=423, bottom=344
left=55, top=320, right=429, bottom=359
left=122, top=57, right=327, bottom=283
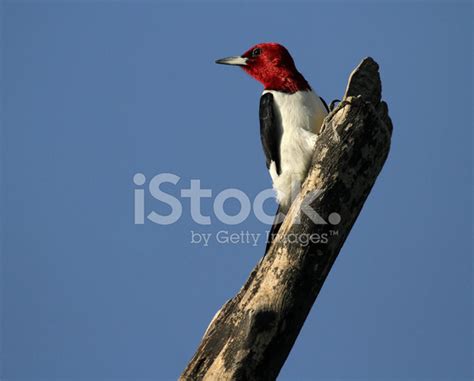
left=215, top=56, right=248, bottom=66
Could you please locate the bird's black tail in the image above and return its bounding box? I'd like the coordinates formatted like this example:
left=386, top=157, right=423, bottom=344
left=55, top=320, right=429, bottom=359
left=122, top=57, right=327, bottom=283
left=265, top=205, right=283, bottom=255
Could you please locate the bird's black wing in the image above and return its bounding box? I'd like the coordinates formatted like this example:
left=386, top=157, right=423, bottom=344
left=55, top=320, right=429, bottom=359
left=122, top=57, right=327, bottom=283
left=259, top=93, right=282, bottom=175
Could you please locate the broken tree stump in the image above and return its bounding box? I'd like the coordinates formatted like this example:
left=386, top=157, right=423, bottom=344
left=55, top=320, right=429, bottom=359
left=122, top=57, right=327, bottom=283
left=180, top=57, right=393, bottom=381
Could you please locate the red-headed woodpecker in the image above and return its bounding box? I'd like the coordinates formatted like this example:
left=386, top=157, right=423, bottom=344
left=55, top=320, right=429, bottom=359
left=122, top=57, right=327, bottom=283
left=216, top=43, right=329, bottom=250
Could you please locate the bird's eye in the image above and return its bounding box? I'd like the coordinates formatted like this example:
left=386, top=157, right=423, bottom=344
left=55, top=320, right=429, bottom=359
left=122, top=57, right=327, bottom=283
left=251, top=48, right=261, bottom=57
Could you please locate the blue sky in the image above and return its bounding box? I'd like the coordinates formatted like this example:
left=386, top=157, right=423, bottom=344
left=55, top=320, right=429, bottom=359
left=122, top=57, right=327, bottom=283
left=1, top=1, right=472, bottom=380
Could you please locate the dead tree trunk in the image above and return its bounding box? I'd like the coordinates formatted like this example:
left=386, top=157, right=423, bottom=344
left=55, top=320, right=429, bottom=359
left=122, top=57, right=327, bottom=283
left=180, top=57, right=393, bottom=381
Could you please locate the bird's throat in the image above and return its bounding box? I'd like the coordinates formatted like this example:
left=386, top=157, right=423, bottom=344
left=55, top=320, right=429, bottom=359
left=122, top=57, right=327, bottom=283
left=244, top=65, right=311, bottom=94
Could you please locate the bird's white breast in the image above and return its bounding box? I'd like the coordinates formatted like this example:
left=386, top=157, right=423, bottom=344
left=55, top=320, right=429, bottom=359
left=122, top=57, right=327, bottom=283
left=263, top=89, right=328, bottom=210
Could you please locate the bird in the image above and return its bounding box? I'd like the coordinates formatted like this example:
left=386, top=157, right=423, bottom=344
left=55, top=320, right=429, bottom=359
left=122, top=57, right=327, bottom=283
left=216, top=43, right=329, bottom=252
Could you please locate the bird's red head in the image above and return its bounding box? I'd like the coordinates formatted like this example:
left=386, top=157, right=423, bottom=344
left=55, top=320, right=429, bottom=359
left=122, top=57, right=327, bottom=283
left=216, top=43, right=311, bottom=93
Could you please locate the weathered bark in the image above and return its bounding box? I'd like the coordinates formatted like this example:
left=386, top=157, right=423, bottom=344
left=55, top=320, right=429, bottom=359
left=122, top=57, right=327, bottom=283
left=180, top=57, right=393, bottom=381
